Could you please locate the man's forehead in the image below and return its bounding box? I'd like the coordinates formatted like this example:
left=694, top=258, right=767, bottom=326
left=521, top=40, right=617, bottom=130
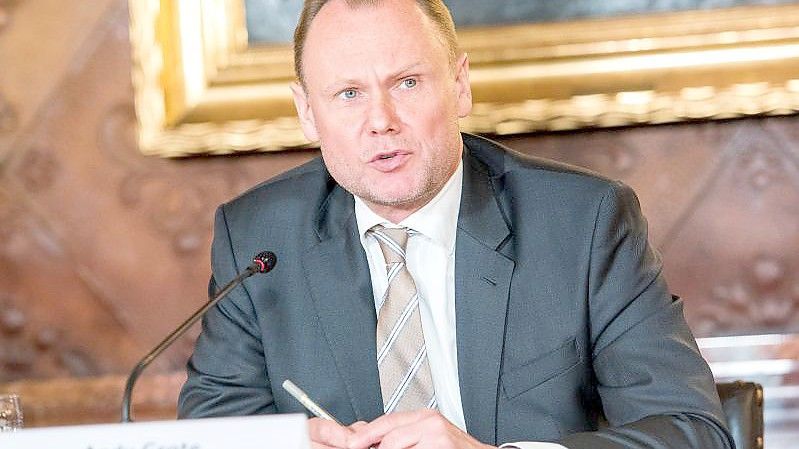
left=305, top=0, right=430, bottom=43
left=301, top=0, right=447, bottom=81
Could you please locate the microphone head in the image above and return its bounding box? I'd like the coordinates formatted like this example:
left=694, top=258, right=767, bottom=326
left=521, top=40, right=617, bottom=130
left=252, top=251, right=277, bottom=273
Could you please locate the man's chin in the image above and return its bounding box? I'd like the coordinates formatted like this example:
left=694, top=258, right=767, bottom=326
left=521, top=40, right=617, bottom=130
left=360, top=189, right=434, bottom=212
left=364, top=194, right=420, bottom=208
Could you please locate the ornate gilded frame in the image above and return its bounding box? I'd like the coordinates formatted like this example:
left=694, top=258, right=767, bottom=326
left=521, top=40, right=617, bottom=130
left=129, top=0, right=799, bottom=157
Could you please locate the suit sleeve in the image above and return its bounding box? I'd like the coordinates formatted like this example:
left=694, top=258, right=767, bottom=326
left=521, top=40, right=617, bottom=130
left=177, top=206, right=276, bottom=418
left=558, top=182, right=734, bottom=449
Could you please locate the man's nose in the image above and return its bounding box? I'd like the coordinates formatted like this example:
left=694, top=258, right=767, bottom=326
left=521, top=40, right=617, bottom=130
left=367, top=94, right=399, bottom=135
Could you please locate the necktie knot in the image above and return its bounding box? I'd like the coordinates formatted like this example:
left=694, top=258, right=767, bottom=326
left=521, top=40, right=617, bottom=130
left=369, top=225, right=410, bottom=265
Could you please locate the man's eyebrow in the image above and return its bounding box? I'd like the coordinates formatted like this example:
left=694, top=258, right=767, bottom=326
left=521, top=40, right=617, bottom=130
left=320, top=62, right=430, bottom=96
left=390, top=62, right=427, bottom=77
left=321, top=79, right=361, bottom=96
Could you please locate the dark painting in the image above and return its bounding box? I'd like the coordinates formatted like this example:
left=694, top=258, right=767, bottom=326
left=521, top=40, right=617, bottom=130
left=245, top=0, right=799, bottom=45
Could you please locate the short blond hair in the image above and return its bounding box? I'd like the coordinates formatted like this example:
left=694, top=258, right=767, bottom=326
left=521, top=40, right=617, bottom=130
left=293, top=0, right=458, bottom=85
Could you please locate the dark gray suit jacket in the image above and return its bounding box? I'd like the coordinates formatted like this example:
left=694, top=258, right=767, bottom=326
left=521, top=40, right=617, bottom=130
left=178, top=134, right=734, bottom=449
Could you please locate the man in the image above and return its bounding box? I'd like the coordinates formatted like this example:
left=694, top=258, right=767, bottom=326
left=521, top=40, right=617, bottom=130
left=178, top=1, right=734, bottom=448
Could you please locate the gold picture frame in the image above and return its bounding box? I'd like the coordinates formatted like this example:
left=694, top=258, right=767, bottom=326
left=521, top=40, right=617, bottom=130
left=129, top=0, right=799, bottom=157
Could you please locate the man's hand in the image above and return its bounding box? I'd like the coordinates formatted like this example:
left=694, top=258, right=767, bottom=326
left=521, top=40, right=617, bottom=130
left=308, top=418, right=367, bottom=449
left=346, top=409, right=496, bottom=449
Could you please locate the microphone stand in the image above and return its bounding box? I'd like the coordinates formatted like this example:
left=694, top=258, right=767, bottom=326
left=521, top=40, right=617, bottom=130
left=121, top=252, right=276, bottom=422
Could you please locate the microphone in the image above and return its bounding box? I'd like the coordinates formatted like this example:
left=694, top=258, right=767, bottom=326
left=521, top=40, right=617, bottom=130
left=121, top=251, right=277, bottom=422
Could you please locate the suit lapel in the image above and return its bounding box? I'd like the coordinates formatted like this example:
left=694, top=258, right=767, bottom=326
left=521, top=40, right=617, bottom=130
left=455, top=148, right=514, bottom=445
left=298, top=139, right=516, bottom=436
left=301, top=185, right=384, bottom=423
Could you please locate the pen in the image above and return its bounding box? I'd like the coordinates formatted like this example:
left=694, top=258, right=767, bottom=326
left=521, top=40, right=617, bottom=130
left=282, top=379, right=344, bottom=426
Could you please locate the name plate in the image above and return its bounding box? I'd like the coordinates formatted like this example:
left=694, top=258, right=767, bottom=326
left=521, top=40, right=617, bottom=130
left=0, top=414, right=309, bottom=449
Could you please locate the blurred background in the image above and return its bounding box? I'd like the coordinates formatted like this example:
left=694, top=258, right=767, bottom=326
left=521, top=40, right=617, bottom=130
left=0, top=0, right=798, bottom=446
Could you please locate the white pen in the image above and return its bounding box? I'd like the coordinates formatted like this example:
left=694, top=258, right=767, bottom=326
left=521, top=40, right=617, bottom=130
left=282, top=379, right=344, bottom=425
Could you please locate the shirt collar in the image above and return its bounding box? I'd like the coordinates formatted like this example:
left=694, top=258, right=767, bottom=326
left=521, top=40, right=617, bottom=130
left=355, top=160, right=463, bottom=253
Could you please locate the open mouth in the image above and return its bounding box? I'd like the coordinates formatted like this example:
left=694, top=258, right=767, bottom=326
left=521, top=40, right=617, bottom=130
left=372, top=151, right=403, bottom=161
left=369, top=151, right=409, bottom=172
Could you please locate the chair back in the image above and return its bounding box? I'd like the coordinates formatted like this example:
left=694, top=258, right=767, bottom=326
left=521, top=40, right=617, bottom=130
left=716, top=381, right=764, bottom=449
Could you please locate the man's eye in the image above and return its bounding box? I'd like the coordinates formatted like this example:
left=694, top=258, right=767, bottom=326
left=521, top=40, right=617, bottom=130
left=401, top=78, right=417, bottom=89
left=339, top=89, right=358, bottom=99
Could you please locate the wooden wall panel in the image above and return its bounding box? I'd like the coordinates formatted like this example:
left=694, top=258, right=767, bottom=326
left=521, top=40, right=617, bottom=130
left=0, top=0, right=119, bottom=163
left=0, top=0, right=318, bottom=384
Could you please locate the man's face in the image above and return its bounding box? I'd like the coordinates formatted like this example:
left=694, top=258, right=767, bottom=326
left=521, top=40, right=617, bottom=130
left=291, top=0, right=472, bottom=222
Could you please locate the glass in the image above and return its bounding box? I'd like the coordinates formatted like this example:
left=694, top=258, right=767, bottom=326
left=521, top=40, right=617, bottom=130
left=0, top=394, right=23, bottom=432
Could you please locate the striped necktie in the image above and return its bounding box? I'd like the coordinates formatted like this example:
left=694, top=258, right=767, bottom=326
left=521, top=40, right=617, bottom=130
left=369, top=225, right=437, bottom=413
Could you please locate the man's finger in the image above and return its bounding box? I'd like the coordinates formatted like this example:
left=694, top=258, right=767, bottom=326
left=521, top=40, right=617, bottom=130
left=308, top=417, right=352, bottom=448
left=366, top=420, right=426, bottom=449
left=347, top=410, right=435, bottom=449
left=349, top=421, right=368, bottom=431
left=312, top=443, right=343, bottom=449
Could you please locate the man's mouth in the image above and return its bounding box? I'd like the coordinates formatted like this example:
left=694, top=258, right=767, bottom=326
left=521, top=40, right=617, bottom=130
left=371, top=150, right=404, bottom=162
left=369, top=151, right=410, bottom=172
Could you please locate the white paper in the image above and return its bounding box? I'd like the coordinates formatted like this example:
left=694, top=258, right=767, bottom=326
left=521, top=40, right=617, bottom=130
left=0, top=414, right=309, bottom=449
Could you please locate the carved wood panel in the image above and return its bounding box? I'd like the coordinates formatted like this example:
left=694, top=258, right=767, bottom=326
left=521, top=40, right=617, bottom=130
left=0, top=0, right=318, bottom=384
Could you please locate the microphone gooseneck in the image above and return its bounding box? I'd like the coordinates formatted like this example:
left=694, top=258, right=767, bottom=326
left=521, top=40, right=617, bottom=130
left=121, top=251, right=277, bottom=423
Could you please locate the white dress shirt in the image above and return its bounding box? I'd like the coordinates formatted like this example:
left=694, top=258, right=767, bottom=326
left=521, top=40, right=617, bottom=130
left=354, top=161, right=565, bottom=449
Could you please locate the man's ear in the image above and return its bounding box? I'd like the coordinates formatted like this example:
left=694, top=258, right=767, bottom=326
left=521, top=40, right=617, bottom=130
left=454, top=53, right=473, bottom=118
left=290, top=81, right=320, bottom=142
